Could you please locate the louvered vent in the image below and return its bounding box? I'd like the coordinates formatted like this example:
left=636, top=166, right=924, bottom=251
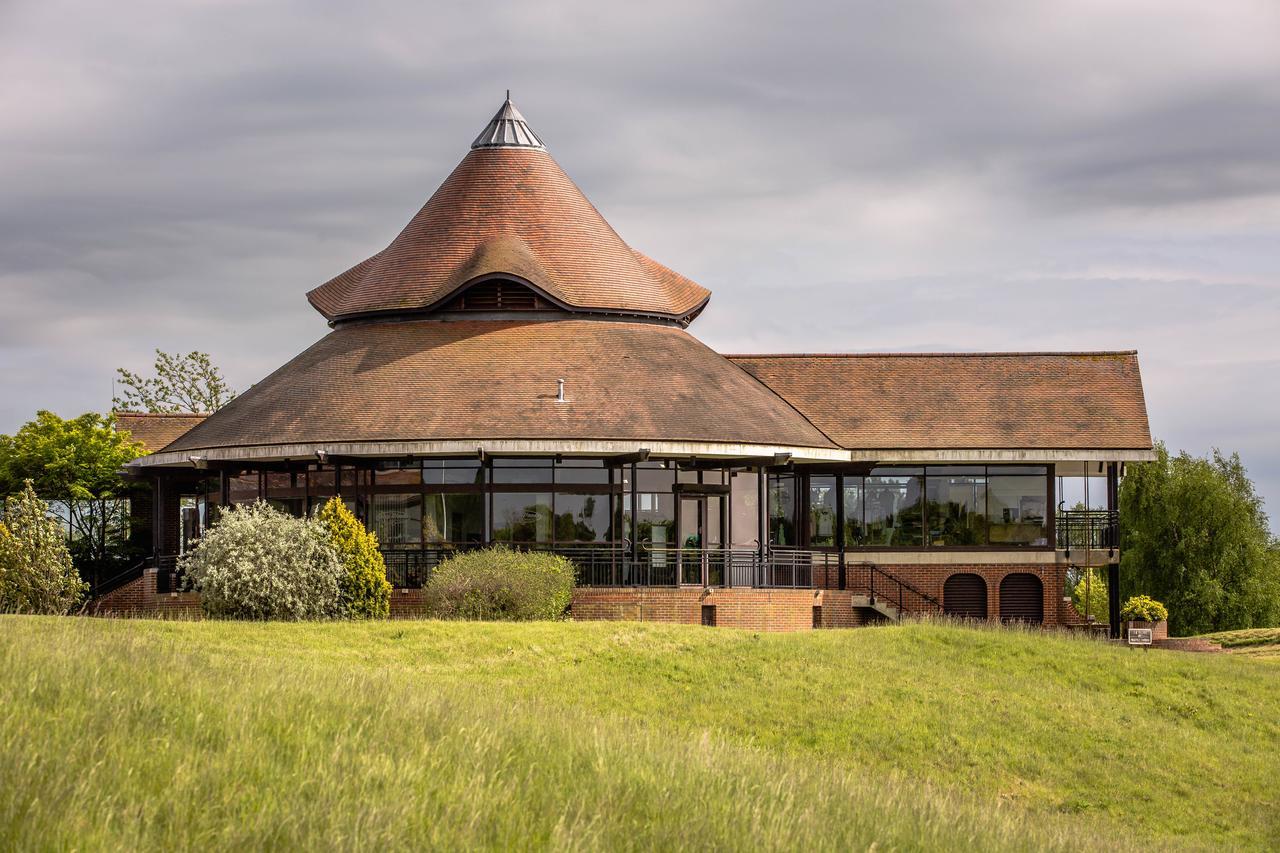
left=446, top=280, right=548, bottom=311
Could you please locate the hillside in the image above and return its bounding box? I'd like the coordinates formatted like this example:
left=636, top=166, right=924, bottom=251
left=2, top=617, right=1277, bottom=850
left=1199, top=627, right=1280, bottom=661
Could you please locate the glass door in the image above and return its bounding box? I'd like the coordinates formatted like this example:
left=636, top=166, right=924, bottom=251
left=679, top=495, right=725, bottom=586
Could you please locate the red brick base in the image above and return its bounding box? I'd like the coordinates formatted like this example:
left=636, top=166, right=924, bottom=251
left=90, top=569, right=201, bottom=619
left=87, top=559, right=1082, bottom=630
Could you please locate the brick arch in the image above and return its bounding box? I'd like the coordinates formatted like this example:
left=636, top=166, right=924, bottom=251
left=999, top=572, right=1044, bottom=624
left=943, top=573, right=988, bottom=619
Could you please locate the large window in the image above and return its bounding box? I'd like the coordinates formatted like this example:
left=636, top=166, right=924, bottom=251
left=988, top=469, right=1048, bottom=546
left=808, top=466, right=1049, bottom=549
left=926, top=469, right=986, bottom=546
left=808, top=475, right=837, bottom=547
left=492, top=492, right=553, bottom=543
left=842, top=478, right=865, bottom=546
left=554, top=493, right=614, bottom=542
left=370, top=493, right=422, bottom=546
left=424, top=493, right=485, bottom=544
left=864, top=468, right=925, bottom=547
left=730, top=470, right=760, bottom=549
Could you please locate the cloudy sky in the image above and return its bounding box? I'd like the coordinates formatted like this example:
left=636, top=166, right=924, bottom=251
left=2, top=0, right=1278, bottom=513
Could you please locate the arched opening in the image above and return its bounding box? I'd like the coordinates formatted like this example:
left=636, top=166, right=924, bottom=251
left=999, top=573, right=1044, bottom=624
left=443, top=279, right=552, bottom=311
left=943, top=573, right=987, bottom=619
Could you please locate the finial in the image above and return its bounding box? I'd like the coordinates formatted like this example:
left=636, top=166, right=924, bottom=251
left=506, top=89, right=511, bottom=101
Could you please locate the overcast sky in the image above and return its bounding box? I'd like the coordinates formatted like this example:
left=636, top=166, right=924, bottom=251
left=2, top=0, right=1278, bottom=514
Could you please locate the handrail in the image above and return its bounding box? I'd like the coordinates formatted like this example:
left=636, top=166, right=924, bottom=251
left=88, top=558, right=149, bottom=598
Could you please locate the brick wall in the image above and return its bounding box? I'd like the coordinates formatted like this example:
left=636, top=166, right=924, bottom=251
left=90, top=569, right=201, bottom=619
left=830, top=559, right=1073, bottom=626
left=571, top=587, right=825, bottom=631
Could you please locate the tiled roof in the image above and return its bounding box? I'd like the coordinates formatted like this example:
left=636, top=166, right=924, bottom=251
left=727, top=352, right=1153, bottom=450
left=307, top=145, right=710, bottom=323
left=162, top=320, right=835, bottom=453
left=113, top=411, right=208, bottom=453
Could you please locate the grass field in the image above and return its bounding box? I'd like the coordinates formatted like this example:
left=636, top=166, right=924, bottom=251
left=1199, top=627, right=1280, bottom=661
left=2, top=617, right=1278, bottom=851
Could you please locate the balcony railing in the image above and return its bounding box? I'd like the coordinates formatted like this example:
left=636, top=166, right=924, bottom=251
left=1056, top=509, right=1119, bottom=554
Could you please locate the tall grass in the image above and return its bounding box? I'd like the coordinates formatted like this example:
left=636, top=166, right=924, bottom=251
left=2, top=617, right=1277, bottom=850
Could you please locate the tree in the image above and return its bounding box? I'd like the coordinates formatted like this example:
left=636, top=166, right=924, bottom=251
left=1120, top=442, right=1280, bottom=635
left=316, top=498, right=391, bottom=619
left=0, top=481, right=87, bottom=614
left=113, top=350, right=235, bottom=413
left=0, top=412, right=146, bottom=574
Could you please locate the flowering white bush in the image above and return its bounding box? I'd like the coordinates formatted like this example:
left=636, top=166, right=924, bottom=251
left=180, top=502, right=343, bottom=620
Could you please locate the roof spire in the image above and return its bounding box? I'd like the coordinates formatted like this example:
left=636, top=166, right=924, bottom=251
left=471, top=94, right=546, bottom=150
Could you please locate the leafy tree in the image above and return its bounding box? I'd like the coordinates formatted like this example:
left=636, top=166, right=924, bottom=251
left=1120, top=442, right=1280, bottom=635
left=1070, top=567, right=1109, bottom=622
left=316, top=498, right=391, bottom=619
left=0, top=481, right=87, bottom=613
left=180, top=502, right=343, bottom=620
left=0, top=412, right=146, bottom=573
left=114, top=350, right=235, bottom=413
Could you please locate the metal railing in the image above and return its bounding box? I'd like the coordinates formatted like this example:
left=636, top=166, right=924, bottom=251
left=88, top=559, right=149, bottom=598
left=1056, top=510, right=1119, bottom=554
left=845, top=560, right=943, bottom=616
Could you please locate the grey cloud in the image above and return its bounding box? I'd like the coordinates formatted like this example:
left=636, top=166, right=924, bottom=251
left=1, top=0, right=1278, bottom=512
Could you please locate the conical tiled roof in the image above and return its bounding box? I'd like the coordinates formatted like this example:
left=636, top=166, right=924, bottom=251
left=307, top=98, right=711, bottom=324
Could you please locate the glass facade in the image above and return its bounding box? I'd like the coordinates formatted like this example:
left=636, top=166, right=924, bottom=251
left=207, top=459, right=1051, bottom=556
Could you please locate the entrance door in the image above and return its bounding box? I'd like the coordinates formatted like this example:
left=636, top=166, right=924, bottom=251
left=678, top=495, right=724, bottom=586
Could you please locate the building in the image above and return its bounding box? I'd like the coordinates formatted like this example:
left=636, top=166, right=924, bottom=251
left=113, top=97, right=1155, bottom=631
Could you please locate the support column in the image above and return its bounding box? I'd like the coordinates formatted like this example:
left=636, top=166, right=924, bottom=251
left=757, top=467, right=768, bottom=587
left=1106, top=461, right=1121, bottom=639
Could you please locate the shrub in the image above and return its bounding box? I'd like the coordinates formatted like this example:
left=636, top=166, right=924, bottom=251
left=180, top=502, right=342, bottom=620
left=316, top=498, right=391, bottom=619
left=1121, top=595, right=1169, bottom=624
left=1071, top=568, right=1109, bottom=621
left=425, top=546, right=574, bottom=621
left=0, top=480, right=86, bottom=614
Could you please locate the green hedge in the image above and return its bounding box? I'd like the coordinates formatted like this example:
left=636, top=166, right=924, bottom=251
left=425, top=547, right=574, bottom=621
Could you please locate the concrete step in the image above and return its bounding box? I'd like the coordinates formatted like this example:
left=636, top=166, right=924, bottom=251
left=850, top=594, right=900, bottom=622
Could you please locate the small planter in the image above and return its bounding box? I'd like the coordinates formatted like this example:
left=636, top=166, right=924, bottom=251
left=1123, top=619, right=1168, bottom=644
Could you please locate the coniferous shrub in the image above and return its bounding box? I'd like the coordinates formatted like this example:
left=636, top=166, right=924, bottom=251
left=316, top=497, right=391, bottom=619
left=0, top=480, right=86, bottom=614
left=180, top=502, right=343, bottom=620
left=425, top=546, right=574, bottom=621
left=1120, top=595, right=1168, bottom=624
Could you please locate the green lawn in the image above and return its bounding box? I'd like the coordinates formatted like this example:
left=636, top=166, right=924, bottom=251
left=2, top=617, right=1277, bottom=851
